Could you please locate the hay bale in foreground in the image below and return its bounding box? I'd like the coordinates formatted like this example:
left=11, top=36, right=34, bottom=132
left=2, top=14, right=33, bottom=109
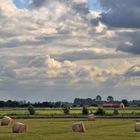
left=12, top=122, right=27, bottom=133
left=88, top=114, right=96, bottom=121
left=1, top=116, right=13, bottom=126
left=135, top=123, right=140, bottom=132
left=72, top=122, right=86, bottom=132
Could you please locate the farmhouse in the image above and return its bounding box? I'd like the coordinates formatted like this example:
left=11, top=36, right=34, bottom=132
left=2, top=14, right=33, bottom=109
left=103, top=102, right=125, bottom=108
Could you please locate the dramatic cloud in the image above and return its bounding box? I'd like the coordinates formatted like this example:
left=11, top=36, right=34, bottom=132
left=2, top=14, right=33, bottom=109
left=98, top=0, right=140, bottom=28
left=125, top=65, right=140, bottom=77
left=0, top=0, right=139, bottom=101
left=53, top=48, right=124, bottom=61
left=29, top=0, right=88, bottom=14
left=117, top=32, right=140, bottom=54
left=29, top=0, right=48, bottom=8
left=96, top=0, right=140, bottom=55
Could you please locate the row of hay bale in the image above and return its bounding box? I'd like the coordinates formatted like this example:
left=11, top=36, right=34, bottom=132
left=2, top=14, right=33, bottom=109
left=0, top=114, right=96, bottom=133
left=1, top=116, right=27, bottom=133
left=72, top=114, right=140, bottom=133
left=1, top=114, right=95, bottom=133
left=1, top=114, right=140, bottom=133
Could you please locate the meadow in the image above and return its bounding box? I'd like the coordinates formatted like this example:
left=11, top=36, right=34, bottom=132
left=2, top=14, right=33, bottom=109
left=0, top=118, right=140, bottom=140
left=0, top=107, right=140, bottom=116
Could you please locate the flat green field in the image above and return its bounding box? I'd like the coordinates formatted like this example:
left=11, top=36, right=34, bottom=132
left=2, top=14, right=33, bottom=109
left=0, top=118, right=140, bottom=140
left=0, top=107, right=140, bottom=115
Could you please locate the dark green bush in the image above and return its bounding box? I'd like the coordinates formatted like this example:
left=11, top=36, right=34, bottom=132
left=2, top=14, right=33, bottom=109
left=63, top=105, right=70, bottom=115
left=82, top=106, right=89, bottom=115
left=113, top=109, right=119, bottom=115
left=28, top=104, right=36, bottom=115
left=94, top=108, right=106, bottom=116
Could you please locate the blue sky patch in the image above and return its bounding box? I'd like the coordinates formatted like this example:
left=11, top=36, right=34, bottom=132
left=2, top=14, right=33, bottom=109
left=13, top=0, right=29, bottom=9
left=13, top=0, right=102, bottom=11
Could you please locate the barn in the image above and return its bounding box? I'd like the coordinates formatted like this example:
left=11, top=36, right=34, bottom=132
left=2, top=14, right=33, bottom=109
left=103, top=102, right=125, bottom=108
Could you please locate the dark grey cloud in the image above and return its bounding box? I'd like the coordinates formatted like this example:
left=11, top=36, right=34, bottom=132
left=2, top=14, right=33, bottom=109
left=0, top=66, right=16, bottom=78
left=28, top=55, right=48, bottom=67
left=0, top=31, right=18, bottom=38
left=72, top=2, right=89, bottom=15
left=125, top=65, right=140, bottom=77
left=117, top=32, right=140, bottom=54
left=98, top=0, right=140, bottom=28
left=30, top=0, right=89, bottom=15
left=52, top=49, right=123, bottom=61
left=29, top=0, right=49, bottom=8
left=0, top=36, right=58, bottom=48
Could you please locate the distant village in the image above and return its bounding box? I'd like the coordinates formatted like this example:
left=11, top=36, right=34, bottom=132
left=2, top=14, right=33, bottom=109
left=73, top=96, right=140, bottom=108
left=0, top=95, right=140, bottom=108
left=73, top=96, right=127, bottom=108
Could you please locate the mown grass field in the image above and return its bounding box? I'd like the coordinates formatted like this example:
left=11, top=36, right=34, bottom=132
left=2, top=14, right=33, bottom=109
left=0, top=107, right=140, bottom=115
left=0, top=118, right=140, bottom=140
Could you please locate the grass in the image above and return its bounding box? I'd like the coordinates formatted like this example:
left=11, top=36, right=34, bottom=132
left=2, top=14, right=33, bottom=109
left=0, top=118, right=140, bottom=140
left=1, top=107, right=140, bottom=115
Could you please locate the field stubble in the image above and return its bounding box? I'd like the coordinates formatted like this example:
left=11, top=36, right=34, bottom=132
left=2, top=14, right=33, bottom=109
left=0, top=118, right=140, bottom=140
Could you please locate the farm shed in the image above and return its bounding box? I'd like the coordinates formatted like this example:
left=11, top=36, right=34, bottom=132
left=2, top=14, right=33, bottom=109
left=103, top=102, right=125, bottom=108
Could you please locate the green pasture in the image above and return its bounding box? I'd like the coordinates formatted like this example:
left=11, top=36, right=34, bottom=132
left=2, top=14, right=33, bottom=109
left=0, top=118, right=140, bottom=140
left=0, top=107, right=140, bottom=116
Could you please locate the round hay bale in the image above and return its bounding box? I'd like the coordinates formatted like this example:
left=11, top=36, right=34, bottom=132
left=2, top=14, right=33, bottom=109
left=72, top=122, right=86, bottom=132
left=88, top=114, right=96, bottom=121
left=1, top=116, right=13, bottom=126
left=12, top=122, right=27, bottom=133
left=135, top=123, right=140, bottom=132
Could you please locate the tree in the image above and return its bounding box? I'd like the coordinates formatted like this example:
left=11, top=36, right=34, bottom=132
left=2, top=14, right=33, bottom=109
left=0, top=101, right=5, bottom=107
left=82, top=106, right=89, bottom=115
left=96, top=95, right=102, bottom=101
left=122, top=99, right=129, bottom=107
left=107, top=96, right=114, bottom=102
left=73, top=98, right=93, bottom=106
left=63, top=105, right=70, bottom=115
left=94, top=108, right=106, bottom=116
left=113, top=109, right=119, bottom=115
left=28, top=104, right=36, bottom=115
left=54, top=102, right=62, bottom=108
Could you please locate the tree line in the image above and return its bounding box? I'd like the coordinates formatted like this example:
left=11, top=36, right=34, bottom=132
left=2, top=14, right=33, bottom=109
left=0, top=100, right=72, bottom=108
left=0, top=95, right=140, bottom=108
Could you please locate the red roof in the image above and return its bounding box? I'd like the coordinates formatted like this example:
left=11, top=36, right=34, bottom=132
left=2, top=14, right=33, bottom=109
left=103, top=102, right=124, bottom=107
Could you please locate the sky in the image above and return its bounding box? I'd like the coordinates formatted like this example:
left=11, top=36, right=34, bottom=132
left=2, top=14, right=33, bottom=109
left=0, top=0, right=140, bottom=102
left=13, top=0, right=29, bottom=9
